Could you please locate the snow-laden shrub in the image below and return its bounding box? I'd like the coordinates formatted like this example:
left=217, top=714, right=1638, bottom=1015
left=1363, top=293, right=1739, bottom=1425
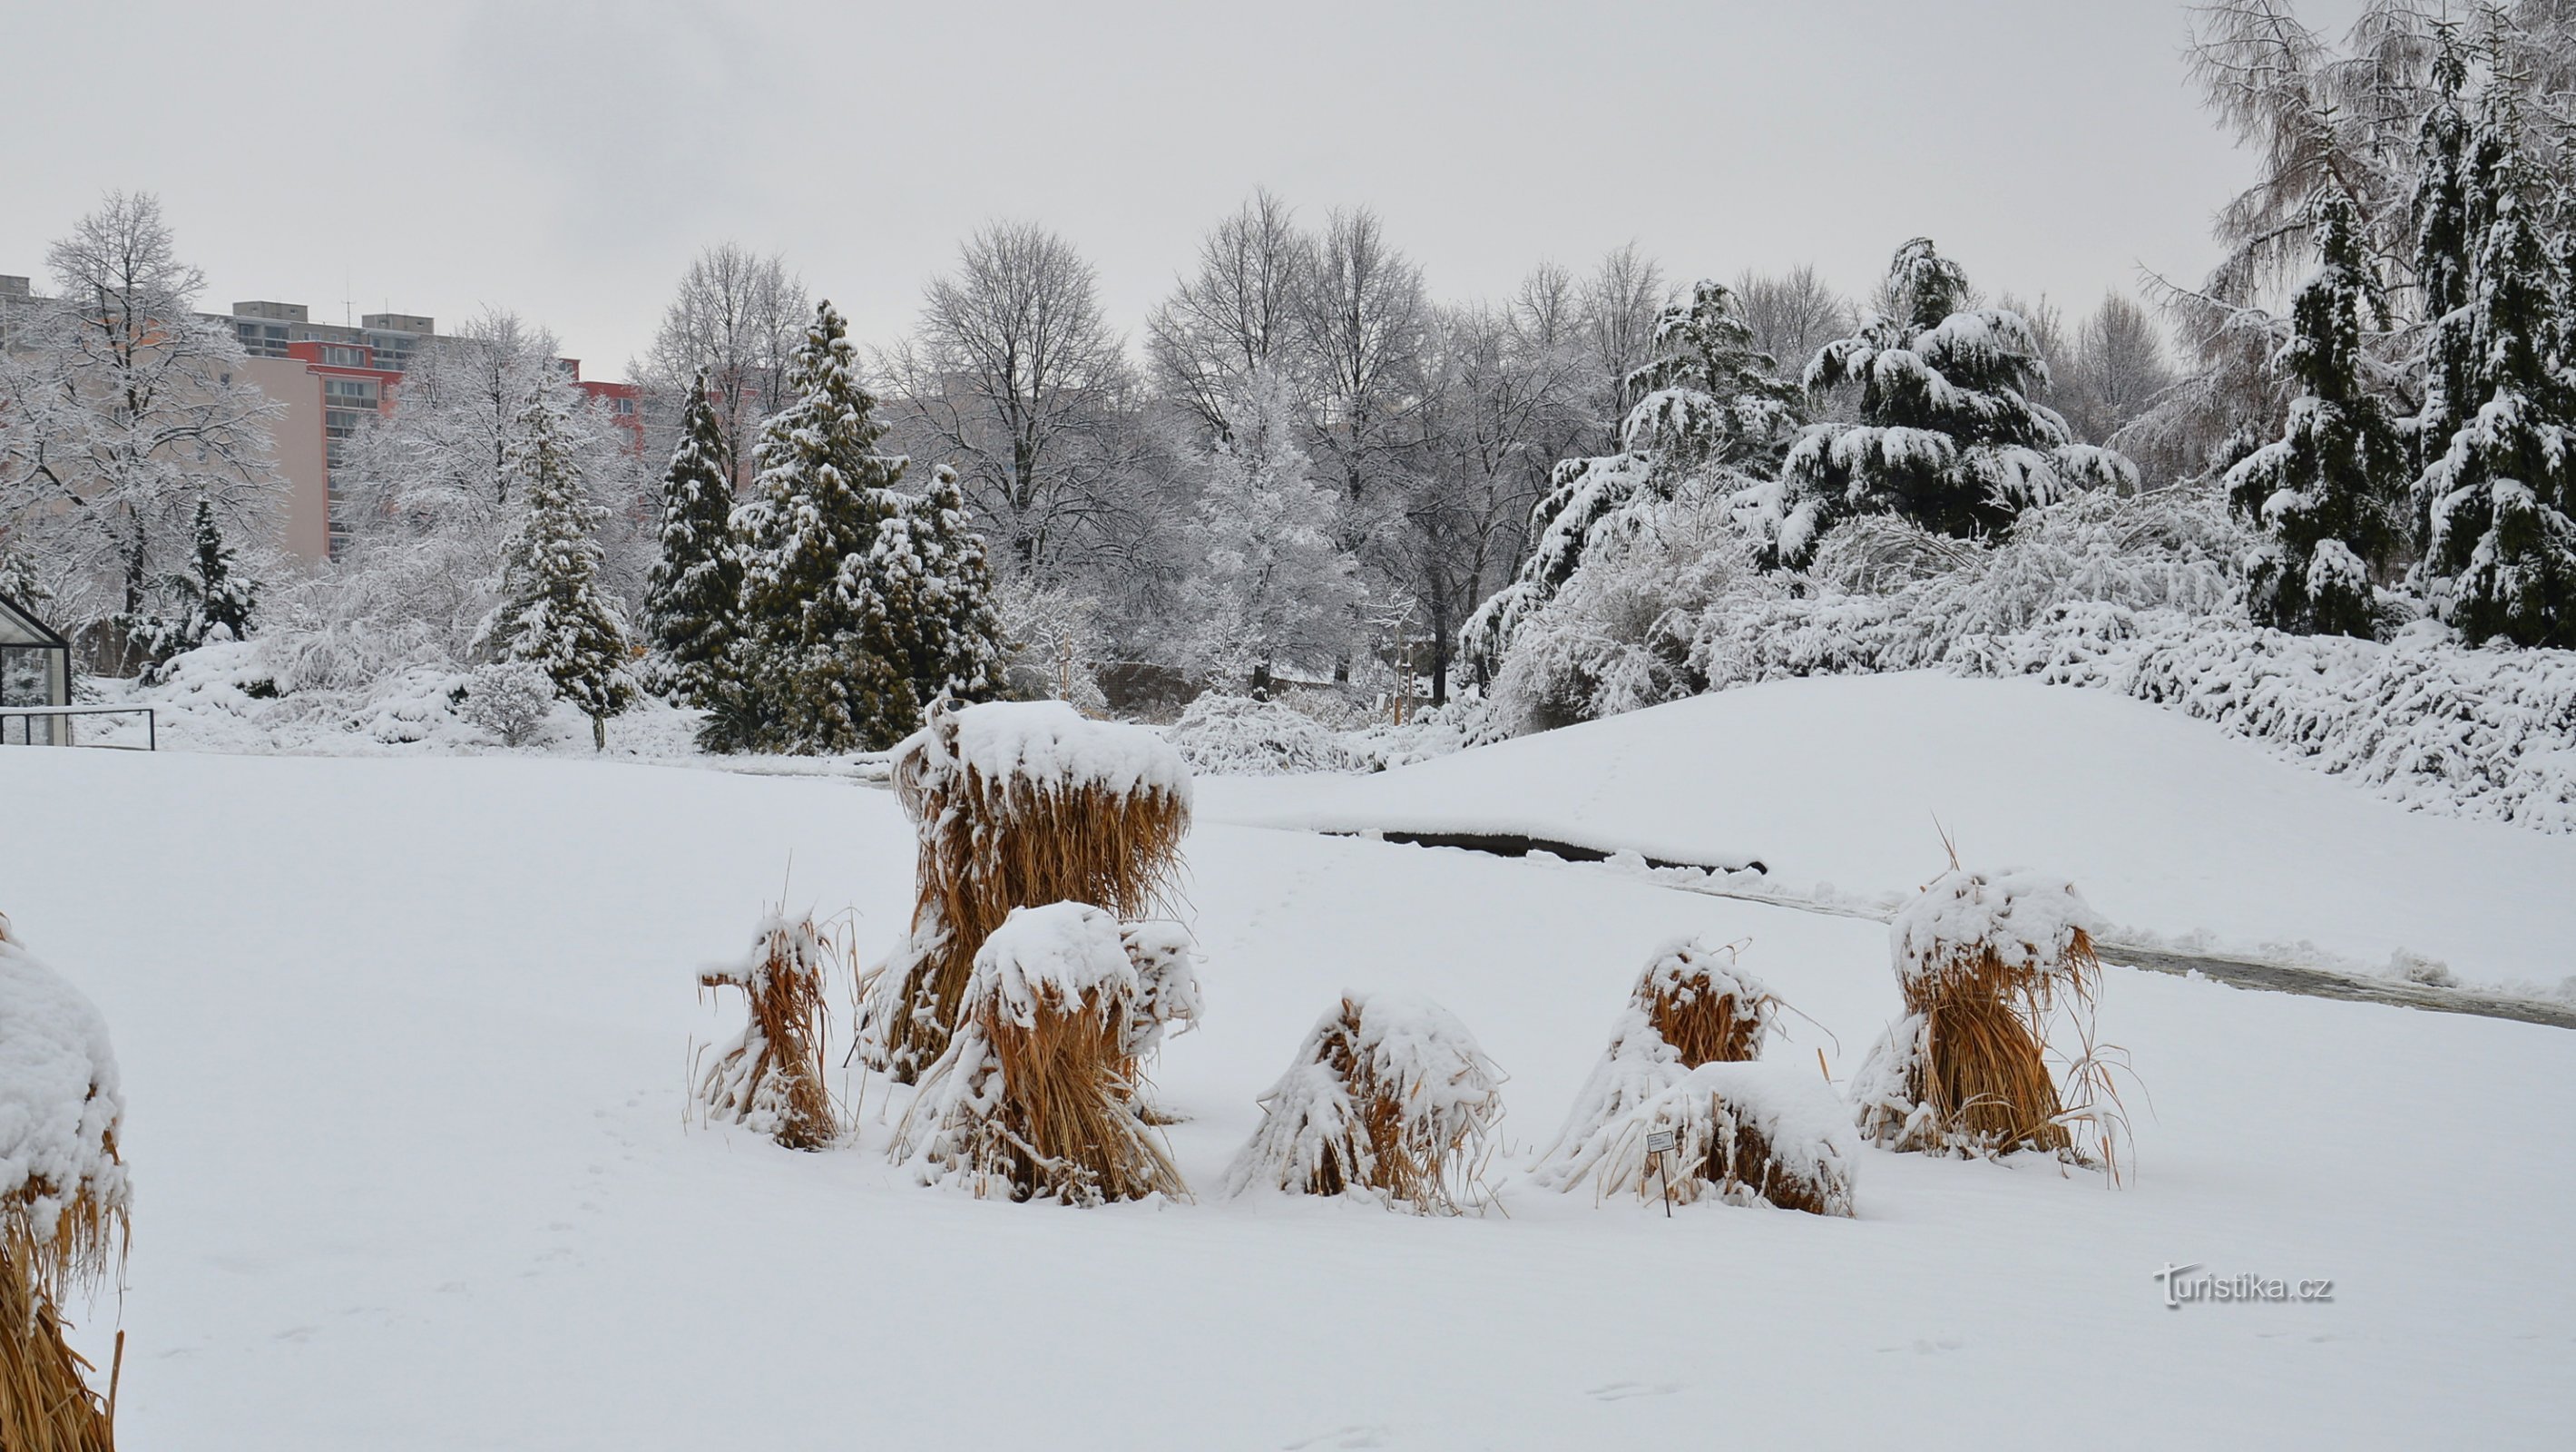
left=1167, top=692, right=1369, bottom=776
left=461, top=661, right=558, bottom=747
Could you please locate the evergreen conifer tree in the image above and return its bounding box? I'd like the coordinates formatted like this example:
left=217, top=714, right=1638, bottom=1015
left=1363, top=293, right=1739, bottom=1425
left=477, top=393, right=634, bottom=750
left=643, top=369, right=740, bottom=705
left=721, top=299, right=914, bottom=753
left=1745, top=239, right=2132, bottom=569
left=132, top=496, right=259, bottom=680
left=2224, top=189, right=2407, bottom=637
left=2411, top=25, right=2478, bottom=493
left=1463, top=281, right=1795, bottom=680
left=2413, top=81, right=2576, bottom=648
left=872, top=465, right=1013, bottom=707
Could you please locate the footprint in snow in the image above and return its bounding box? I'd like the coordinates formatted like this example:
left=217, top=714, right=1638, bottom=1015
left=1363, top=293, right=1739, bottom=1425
left=1587, top=1381, right=1683, bottom=1401
left=1284, top=1426, right=1390, bottom=1449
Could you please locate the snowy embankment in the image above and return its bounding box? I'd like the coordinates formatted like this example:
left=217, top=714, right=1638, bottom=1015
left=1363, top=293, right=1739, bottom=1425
left=5, top=742, right=2571, bottom=1447
left=1204, top=672, right=2576, bottom=1001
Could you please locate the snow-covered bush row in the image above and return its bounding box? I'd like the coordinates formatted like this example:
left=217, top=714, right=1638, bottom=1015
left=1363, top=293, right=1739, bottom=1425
left=1167, top=694, right=1371, bottom=776
left=1486, top=488, right=2576, bottom=833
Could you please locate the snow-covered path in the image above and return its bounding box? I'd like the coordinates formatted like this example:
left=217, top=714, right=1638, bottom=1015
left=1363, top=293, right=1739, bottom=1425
left=5, top=730, right=2571, bottom=1448
left=1204, top=672, right=2576, bottom=998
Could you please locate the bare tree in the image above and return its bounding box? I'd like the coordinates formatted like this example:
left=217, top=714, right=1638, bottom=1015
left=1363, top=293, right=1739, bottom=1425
left=635, top=243, right=806, bottom=487
left=1297, top=205, right=1430, bottom=528
left=1576, top=243, right=1669, bottom=449
left=1731, top=264, right=1847, bottom=380
left=886, top=221, right=1134, bottom=578
left=0, top=191, right=281, bottom=657
left=1145, top=190, right=1313, bottom=437
left=2063, top=292, right=2177, bottom=451
left=1406, top=299, right=1592, bottom=701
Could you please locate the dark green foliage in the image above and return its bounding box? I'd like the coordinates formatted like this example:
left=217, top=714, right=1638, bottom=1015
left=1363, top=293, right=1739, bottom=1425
left=2225, top=190, right=2407, bottom=637
left=643, top=370, right=741, bottom=704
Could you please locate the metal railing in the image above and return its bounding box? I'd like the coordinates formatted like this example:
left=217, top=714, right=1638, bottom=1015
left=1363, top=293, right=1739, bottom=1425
left=0, top=705, right=156, bottom=751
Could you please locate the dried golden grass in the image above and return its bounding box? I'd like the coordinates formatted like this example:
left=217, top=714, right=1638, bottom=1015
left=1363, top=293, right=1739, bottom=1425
left=905, top=972, right=1186, bottom=1206
left=0, top=1252, right=114, bottom=1452
left=696, top=917, right=838, bottom=1152
left=0, top=911, right=122, bottom=1451
left=1638, top=944, right=1773, bottom=1066
left=1869, top=927, right=2132, bottom=1172
left=1663, top=1091, right=1853, bottom=1218
left=979, top=980, right=1186, bottom=1204
left=874, top=718, right=1190, bottom=1080
left=1278, top=998, right=1502, bottom=1214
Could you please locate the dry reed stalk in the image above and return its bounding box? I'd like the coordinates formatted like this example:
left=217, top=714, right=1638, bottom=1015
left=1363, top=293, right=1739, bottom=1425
left=869, top=708, right=1190, bottom=1080
left=897, top=905, right=1186, bottom=1205
left=0, top=912, right=126, bottom=1451
left=1637, top=938, right=1774, bottom=1066
left=1856, top=865, right=2130, bottom=1171
left=696, top=915, right=839, bottom=1151
left=1226, top=996, right=1505, bottom=1215
left=0, top=1252, right=114, bottom=1452
left=1640, top=1074, right=1856, bottom=1217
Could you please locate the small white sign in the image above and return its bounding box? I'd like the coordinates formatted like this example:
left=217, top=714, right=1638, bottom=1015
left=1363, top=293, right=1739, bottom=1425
left=1645, top=1130, right=1678, bottom=1154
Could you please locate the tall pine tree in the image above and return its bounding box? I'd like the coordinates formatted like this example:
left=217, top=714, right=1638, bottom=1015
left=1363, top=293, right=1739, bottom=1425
left=720, top=299, right=914, bottom=753
left=477, top=393, right=634, bottom=750
left=643, top=369, right=740, bottom=706
left=2414, top=79, right=2576, bottom=648
left=2224, top=188, right=2407, bottom=637
left=1746, top=239, right=2131, bottom=569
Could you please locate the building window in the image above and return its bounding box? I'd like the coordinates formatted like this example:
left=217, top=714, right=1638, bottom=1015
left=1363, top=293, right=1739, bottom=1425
left=615, top=397, right=636, bottom=415
left=321, top=344, right=366, bottom=368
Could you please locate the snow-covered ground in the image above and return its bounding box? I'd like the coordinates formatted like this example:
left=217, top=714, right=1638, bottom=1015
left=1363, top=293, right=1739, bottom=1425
left=1206, top=672, right=2576, bottom=1000
left=7, top=673, right=2573, bottom=1447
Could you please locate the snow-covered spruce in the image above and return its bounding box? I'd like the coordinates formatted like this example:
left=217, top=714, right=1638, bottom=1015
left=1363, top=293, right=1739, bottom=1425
left=694, top=912, right=839, bottom=1152
left=1739, top=238, right=2131, bottom=571
left=0, top=912, right=131, bottom=1451
left=642, top=368, right=743, bottom=708
left=1533, top=939, right=1849, bottom=1214
left=2222, top=189, right=2405, bottom=639
left=1167, top=693, right=1368, bottom=776
left=859, top=701, right=1192, bottom=1080
left=892, top=903, right=1188, bottom=1205
left=1850, top=868, right=2122, bottom=1170
left=1224, top=993, right=1504, bottom=1215
left=474, top=389, right=634, bottom=751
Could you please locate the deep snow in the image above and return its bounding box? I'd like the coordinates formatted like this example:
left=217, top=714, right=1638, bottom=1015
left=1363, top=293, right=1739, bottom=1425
left=1204, top=672, right=2576, bottom=998
left=4, top=676, right=2572, bottom=1447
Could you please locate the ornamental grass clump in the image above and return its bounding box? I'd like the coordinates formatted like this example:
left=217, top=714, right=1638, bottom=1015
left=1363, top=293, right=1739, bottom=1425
left=860, top=701, right=1191, bottom=1082
left=695, top=911, right=841, bottom=1151
left=1533, top=937, right=1853, bottom=1215
left=1224, top=993, right=1505, bottom=1215
left=1850, top=865, right=2129, bottom=1173
left=894, top=902, right=1193, bottom=1206
left=0, top=913, right=131, bottom=1452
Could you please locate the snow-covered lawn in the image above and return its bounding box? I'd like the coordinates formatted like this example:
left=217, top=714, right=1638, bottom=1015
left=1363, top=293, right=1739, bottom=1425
left=8, top=675, right=2573, bottom=1447
left=1208, top=672, right=2576, bottom=999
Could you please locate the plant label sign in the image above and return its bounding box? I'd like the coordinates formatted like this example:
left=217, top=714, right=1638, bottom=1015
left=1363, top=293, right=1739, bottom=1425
left=1645, top=1130, right=1677, bottom=1154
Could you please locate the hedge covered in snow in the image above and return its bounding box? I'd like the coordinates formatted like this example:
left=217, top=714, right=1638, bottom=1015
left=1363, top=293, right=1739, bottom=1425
left=1483, top=488, right=2576, bottom=834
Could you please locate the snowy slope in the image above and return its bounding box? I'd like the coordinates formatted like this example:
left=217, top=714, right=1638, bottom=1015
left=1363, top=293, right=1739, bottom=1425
left=4, top=745, right=2571, bottom=1448
left=1204, top=672, right=2576, bottom=996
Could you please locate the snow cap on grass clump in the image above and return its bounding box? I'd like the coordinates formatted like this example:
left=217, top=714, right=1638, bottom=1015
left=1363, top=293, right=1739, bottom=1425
left=1854, top=865, right=2128, bottom=1172
left=0, top=913, right=130, bottom=1452
left=1167, top=693, right=1367, bottom=777
left=695, top=911, right=840, bottom=1152
left=1535, top=938, right=1847, bottom=1213
left=894, top=903, right=1189, bottom=1206
left=860, top=701, right=1192, bottom=1080
left=1225, top=992, right=1504, bottom=1215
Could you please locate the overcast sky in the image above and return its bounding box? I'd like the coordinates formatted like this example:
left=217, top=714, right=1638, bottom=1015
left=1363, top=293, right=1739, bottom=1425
left=5, top=0, right=2364, bottom=381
